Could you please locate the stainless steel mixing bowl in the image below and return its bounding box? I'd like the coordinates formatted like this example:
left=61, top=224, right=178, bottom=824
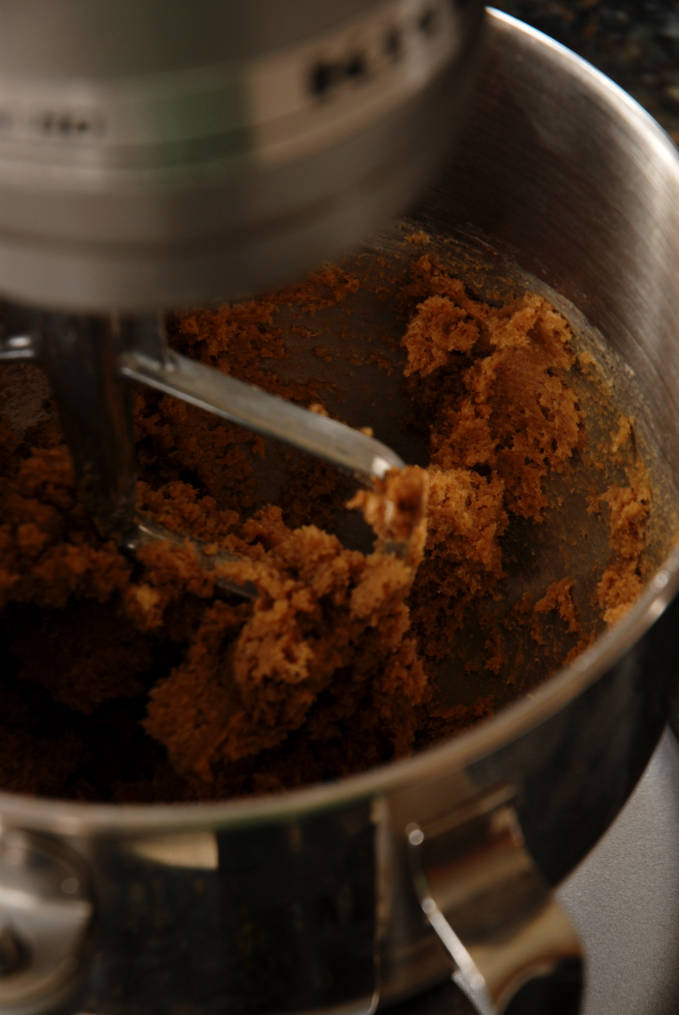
left=2, top=11, right=679, bottom=1015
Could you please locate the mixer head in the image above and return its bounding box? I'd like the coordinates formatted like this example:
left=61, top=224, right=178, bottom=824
left=0, top=0, right=484, bottom=550
left=0, top=0, right=483, bottom=311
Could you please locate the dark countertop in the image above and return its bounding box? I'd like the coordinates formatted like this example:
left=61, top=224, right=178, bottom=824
left=492, top=1, right=679, bottom=144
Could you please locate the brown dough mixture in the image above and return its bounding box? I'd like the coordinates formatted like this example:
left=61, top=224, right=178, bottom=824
left=0, top=245, right=652, bottom=801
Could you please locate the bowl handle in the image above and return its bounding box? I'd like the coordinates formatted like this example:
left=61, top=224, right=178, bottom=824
left=406, top=785, right=583, bottom=1015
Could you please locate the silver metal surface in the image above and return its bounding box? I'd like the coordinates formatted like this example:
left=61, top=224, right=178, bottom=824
left=0, top=0, right=484, bottom=310
left=2, top=11, right=679, bottom=1015
left=0, top=832, right=93, bottom=1015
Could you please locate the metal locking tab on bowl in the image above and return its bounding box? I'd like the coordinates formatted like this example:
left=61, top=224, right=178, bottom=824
left=406, top=786, right=583, bottom=1015
left=0, top=828, right=94, bottom=1015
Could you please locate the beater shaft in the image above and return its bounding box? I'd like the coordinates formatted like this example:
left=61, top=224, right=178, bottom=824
left=119, top=345, right=404, bottom=483
left=1, top=308, right=136, bottom=536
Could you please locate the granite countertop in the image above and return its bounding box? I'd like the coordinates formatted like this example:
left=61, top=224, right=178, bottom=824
left=492, top=1, right=679, bottom=144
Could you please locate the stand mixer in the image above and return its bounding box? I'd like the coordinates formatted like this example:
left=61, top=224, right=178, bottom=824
left=4, top=8, right=679, bottom=1015
left=0, top=0, right=484, bottom=553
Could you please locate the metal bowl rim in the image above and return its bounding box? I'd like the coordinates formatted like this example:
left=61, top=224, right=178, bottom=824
left=2, top=9, right=679, bottom=833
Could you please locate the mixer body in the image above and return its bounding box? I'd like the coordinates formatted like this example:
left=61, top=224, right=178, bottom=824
left=0, top=0, right=483, bottom=311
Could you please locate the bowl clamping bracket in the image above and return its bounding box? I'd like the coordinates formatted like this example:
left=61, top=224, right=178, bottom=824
left=406, top=785, right=583, bottom=1015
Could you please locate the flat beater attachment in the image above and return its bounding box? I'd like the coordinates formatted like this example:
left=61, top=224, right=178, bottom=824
left=0, top=306, right=409, bottom=591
